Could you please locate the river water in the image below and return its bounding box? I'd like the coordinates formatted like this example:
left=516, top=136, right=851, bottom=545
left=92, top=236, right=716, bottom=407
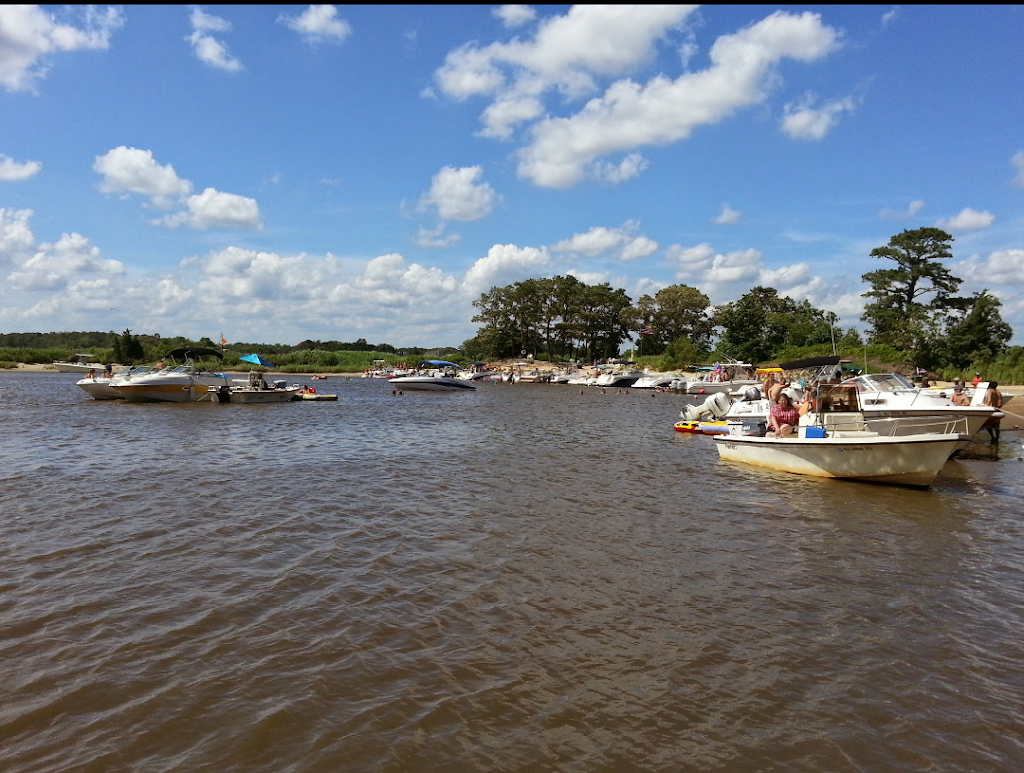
left=2, top=372, right=1023, bottom=773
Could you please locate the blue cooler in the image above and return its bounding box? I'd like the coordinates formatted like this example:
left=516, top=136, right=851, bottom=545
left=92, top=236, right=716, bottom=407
left=802, top=426, right=827, bottom=439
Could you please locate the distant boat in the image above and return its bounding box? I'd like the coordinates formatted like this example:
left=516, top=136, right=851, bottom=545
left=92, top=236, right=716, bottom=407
left=53, top=354, right=107, bottom=374
left=388, top=360, right=477, bottom=391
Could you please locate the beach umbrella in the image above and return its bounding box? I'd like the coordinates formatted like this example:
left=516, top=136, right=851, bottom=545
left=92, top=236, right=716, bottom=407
left=240, top=353, right=274, bottom=368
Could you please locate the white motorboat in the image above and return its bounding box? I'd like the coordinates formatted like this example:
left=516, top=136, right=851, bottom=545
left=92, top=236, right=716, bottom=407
left=388, top=360, right=477, bottom=392
left=53, top=353, right=107, bottom=373
left=111, top=347, right=232, bottom=403
left=631, top=371, right=680, bottom=389
left=594, top=367, right=645, bottom=387
left=673, top=362, right=758, bottom=394
left=226, top=372, right=301, bottom=404
left=713, top=421, right=961, bottom=489
left=76, top=365, right=155, bottom=400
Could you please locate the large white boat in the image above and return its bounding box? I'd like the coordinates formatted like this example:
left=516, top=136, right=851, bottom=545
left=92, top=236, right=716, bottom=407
left=715, top=375, right=997, bottom=452
left=111, top=347, right=232, bottom=403
left=713, top=392, right=965, bottom=488
left=76, top=365, right=155, bottom=400
left=388, top=361, right=477, bottom=392
left=53, top=353, right=107, bottom=373
left=713, top=422, right=961, bottom=488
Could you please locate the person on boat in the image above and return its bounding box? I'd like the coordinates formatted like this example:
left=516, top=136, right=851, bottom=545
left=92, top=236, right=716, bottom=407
left=973, top=372, right=983, bottom=388
left=983, top=381, right=1003, bottom=443
left=767, top=377, right=785, bottom=404
left=84, top=368, right=96, bottom=380
left=951, top=385, right=971, bottom=406
left=768, top=393, right=800, bottom=438
left=761, top=371, right=776, bottom=400
left=101, top=365, right=113, bottom=378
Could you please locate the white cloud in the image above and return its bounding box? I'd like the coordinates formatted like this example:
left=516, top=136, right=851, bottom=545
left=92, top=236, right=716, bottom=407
left=187, top=7, right=242, bottom=72
left=7, top=228, right=123, bottom=291
left=0, top=5, right=124, bottom=92
left=493, top=5, right=536, bottom=29
left=279, top=5, right=352, bottom=44
left=93, top=147, right=193, bottom=207
left=462, top=243, right=549, bottom=294
left=413, top=224, right=462, bottom=249
left=551, top=221, right=657, bottom=261
left=434, top=8, right=840, bottom=188
left=1011, top=151, right=1024, bottom=189
left=935, top=208, right=995, bottom=231
left=780, top=92, right=857, bottom=140
left=0, top=208, right=37, bottom=260
left=515, top=12, right=841, bottom=187
left=957, top=248, right=1024, bottom=287
left=713, top=203, right=741, bottom=224
left=154, top=188, right=263, bottom=230
left=879, top=200, right=925, bottom=220
left=588, top=153, right=650, bottom=185
left=881, top=8, right=899, bottom=28
left=0, top=155, right=42, bottom=181
left=418, top=166, right=499, bottom=222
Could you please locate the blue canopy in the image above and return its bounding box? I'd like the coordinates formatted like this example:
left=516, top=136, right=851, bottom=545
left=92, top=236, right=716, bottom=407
left=240, top=353, right=274, bottom=368
left=420, top=360, right=458, bottom=367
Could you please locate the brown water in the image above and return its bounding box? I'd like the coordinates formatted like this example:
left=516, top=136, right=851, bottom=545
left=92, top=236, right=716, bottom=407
left=2, top=372, right=1023, bottom=773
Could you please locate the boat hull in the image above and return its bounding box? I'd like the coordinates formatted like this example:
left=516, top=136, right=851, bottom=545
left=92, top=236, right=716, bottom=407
left=76, top=378, right=121, bottom=399
left=114, top=374, right=232, bottom=403
left=713, top=433, right=960, bottom=488
left=229, top=387, right=300, bottom=403
left=388, top=376, right=476, bottom=391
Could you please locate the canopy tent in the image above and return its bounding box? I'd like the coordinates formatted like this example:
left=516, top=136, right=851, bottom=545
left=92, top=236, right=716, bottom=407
left=240, top=353, right=274, bottom=368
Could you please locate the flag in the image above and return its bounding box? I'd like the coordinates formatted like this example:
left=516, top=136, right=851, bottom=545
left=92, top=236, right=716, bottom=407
left=220, top=335, right=227, bottom=346
left=639, top=325, right=654, bottom=337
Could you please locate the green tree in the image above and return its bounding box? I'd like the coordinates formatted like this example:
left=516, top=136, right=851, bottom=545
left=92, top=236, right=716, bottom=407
left=861, top=228, right=965, bottom=363
left=110, top=328, right=145, bottom=363
left=938, top=290, right=1013, bottom=369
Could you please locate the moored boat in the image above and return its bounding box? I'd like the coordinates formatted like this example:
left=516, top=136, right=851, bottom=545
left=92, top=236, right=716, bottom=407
left=111, top=347, right=231, bottom=403
left=54, top=353, right=107, bottom=373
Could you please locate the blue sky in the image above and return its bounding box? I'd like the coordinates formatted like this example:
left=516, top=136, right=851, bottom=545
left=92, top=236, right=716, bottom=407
left=2, top=4, right=1023, bottom=348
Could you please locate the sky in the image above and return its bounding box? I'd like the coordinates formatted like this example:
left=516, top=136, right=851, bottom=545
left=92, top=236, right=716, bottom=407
left=2, top=4, right=1023, bottom=349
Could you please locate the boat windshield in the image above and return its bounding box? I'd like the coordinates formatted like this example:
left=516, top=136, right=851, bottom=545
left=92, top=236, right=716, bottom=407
left=850, top=373, right=914, bottom=392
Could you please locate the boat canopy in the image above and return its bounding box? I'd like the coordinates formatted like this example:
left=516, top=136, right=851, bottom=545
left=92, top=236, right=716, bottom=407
left=777, top=355, right=841, bottom=371
left=420, top=360, right=458, bottom=367
left=167, top=347, right=224, bottom=361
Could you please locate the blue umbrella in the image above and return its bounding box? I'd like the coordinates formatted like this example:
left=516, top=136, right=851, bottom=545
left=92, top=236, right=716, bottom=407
left=240, top=353, right=274, bottom=368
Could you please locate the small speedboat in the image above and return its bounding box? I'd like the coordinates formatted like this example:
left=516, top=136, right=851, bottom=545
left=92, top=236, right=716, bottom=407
left=674, top=420, right=727, bottom=434
left=388, top=361, right=477, bottom=392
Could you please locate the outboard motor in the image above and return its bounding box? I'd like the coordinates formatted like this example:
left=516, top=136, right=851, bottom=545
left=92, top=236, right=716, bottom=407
left=682, top=390, right=732, bottom=421
left=741, top=386, right=761, bottom=402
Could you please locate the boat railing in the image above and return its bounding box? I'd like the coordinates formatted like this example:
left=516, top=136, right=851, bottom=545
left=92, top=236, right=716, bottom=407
left=864, top=415, right=970, bottom=437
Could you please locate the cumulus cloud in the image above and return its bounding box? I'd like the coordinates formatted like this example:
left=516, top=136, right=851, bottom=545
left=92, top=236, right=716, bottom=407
left=713, top=203, right=742, bottom=225
left=0, top=155, right=42, bottom=181
left=779, top=92, right=857, bottom=140
left=879, top=200, right=925, bottom=220
left=433, top=8, right=841, bottom=188
left=1011, top=151, right=1024, bottom=189
left=154, top=188, right=262, bottom=230
left=957, top=248, right=1024, bottom=287
left=665, top=240, right=832, bottom=307
left=187, top=7, right=243, bottom=72
left=418, top=166, right=499, bottom=221
left=413, top=224, right=462, bottom=249
left=493, top=5, right=536, bottom=29
left=551, top=221, right=658, bottom=261
left=462, top=243, right=549, bottom=294
left=935, top=208, right=995, bottom=231
left=279, top=5, right=352, bottom=44
left=588, top=153, right=650, bottom=185
left=94, top=146, right=193, bottom=207
left=0, top=207, right=37, bottom=260
left=93, top=146, right=261, bottom=229
left=0, top=4, right=124, bottom=92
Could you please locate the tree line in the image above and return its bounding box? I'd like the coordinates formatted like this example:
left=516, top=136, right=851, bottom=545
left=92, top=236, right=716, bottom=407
left=462, top=227, right=1017, bottom=379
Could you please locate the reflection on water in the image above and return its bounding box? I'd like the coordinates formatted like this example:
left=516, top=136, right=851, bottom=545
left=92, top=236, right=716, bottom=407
left=2, top=372, right=1023, bottom=772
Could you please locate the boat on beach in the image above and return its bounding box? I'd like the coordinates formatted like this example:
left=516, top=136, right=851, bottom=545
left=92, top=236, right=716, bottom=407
left=53, top=353, right=107, bottom=374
